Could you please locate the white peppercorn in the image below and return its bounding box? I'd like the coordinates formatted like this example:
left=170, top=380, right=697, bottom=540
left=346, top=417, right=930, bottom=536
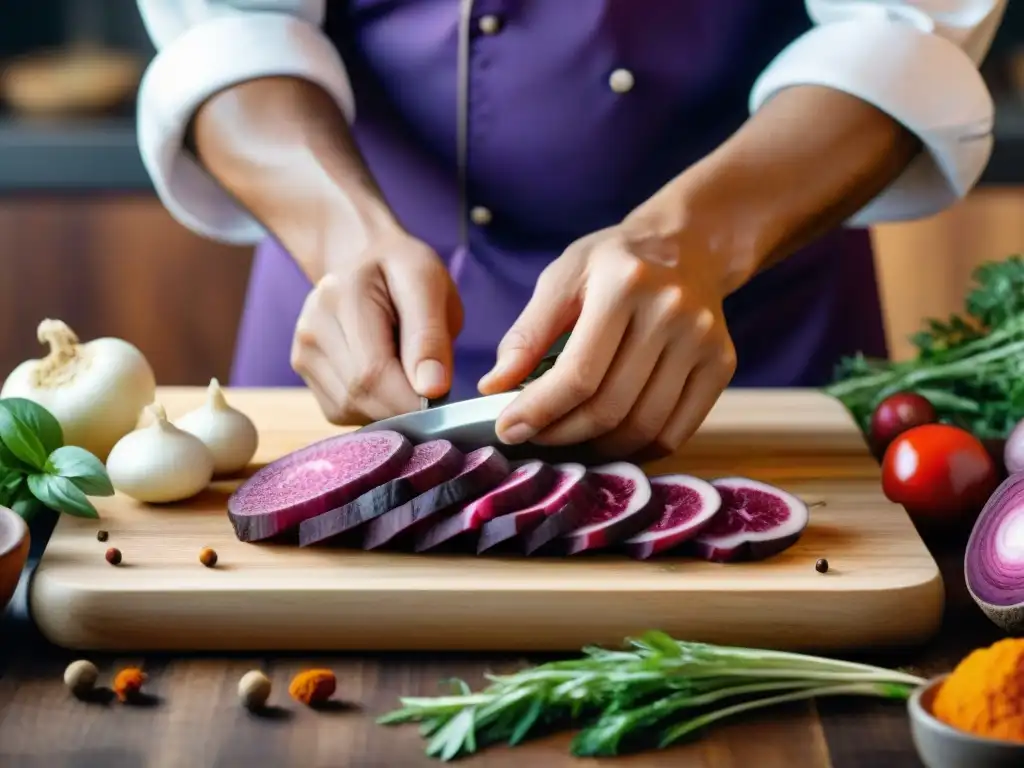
left=238, top=669, right=272, bottom=710
left=64, top=659, right=99, bottom=697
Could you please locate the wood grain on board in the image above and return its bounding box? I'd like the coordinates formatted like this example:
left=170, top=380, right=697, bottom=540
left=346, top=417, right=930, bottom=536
left=29, top=387, right=944, bottom=654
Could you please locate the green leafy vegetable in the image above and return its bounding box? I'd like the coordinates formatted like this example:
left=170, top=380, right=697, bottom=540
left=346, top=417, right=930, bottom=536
left=8, top=480, right=44, bottom=521
left=27, top=475, right=98, bottom=519
left=378, top=630, right=924, bottom=760
left=0, top=401, right=49, bottom=470
left=0, top=397, right=112, bottom=520
left=827, top=254, right=1024, bottom=439
left=0, top=397, right=63, bottom=454
left=46, top=446, right=115, bottom=496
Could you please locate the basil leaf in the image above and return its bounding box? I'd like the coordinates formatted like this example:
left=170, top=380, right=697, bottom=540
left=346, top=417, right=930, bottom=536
left=0, top=403, right=48, bottom=470
left=0, top=397, right=63, bottom=454
left=0, top=468, right=21, bottom=506
left=46, top=446, right=114, bottom=496
left=0, top=439, right=34, bottom=474
left=9, top=479, right=43, bottom=521
left=27, top=474, right=99, bottom=519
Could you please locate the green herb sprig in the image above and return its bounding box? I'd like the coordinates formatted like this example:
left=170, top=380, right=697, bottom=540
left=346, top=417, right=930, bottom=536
left=378, top=630, right=924, bottom=761
left=826, top=254, right=1024, bottom=439
left=0, top=397, right=113, bottom=520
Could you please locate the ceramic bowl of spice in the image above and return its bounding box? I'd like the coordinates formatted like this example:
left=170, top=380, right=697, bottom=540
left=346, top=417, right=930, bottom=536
left=0, top=505, right=30, bottom=616
left=908, top=638, right=1024, bottom=768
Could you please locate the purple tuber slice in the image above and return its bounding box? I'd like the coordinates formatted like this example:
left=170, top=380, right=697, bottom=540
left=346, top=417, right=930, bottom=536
left=227, top=430, right=412, bottom=542
left=562, top=462, right=658, bottom=555
left=296, top=440, right=464, bottom=546
left=965, top=473, right=1024, bottom=633
left=362, top=446, right=511, bottom=550
left=622, top=475, right=723, bottom=559
left=414, top=460, right=556, bottom=552
left=692, top=477, right=809, bottom=563
left=477, top=463, right=592, bottom=554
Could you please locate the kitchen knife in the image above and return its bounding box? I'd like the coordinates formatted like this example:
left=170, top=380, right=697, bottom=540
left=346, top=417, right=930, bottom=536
left=357, top=391, right=597, bottom=463
left=357, top=332, right=575, bottom=455
left=357, top=391, right=519, bottom=452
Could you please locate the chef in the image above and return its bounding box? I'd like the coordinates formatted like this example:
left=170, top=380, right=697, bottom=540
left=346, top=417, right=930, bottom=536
left=135, top=1, right=1005, bottom=457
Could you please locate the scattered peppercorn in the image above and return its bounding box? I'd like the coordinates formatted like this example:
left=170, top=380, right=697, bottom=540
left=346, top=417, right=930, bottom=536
left=288, top=669, right=336, bottom=706
left=815, top=558, right=829, bottom=573
left=96, top=530, right=109, bottom=542
left=199, top=547, right=218, bottom=568
left=63, top=659, right=99, bottom=697
left=112, top=667, right=147, bottom=703
left=105, top=547, right=122, bottom=565
left=238, top=670, right=272, bottom=711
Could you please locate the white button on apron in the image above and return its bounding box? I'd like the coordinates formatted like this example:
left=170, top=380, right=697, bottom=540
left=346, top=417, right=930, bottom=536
left=470, top=206, right=493, bottom=226
left=609, top=68, right=635, bottom=94
left=478, top=15, right=502, bottom=35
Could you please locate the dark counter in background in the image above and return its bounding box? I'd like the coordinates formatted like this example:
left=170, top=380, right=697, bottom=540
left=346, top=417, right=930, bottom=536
left=0, top=114, right=142, bottom=192
left=2, top=0, right=1024, bottom=193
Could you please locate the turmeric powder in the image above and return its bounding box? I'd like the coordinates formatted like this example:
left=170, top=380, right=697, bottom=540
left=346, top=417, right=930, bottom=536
left=932, top=637, right=1024, bottom=743
left=288, top=668, right=336, bottom=706
left=112, top=667, right=147, bottom=703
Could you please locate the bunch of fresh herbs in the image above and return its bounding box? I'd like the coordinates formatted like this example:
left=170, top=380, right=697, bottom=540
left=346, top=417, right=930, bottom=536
left=378, top=630, right=924, bottom=761
left=826, top=254, right=1024, bottom=439
left=0, top=397, right=113, bottom=521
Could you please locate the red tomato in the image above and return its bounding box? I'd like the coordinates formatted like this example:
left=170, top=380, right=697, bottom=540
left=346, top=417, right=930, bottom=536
left=881, top=424, right=998, bottom=524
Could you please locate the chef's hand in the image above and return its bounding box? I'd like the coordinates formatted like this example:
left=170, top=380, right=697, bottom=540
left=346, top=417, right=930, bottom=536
left=291, top=231, right=463, bottom=425
left=478, top=222, right=737, bottom=458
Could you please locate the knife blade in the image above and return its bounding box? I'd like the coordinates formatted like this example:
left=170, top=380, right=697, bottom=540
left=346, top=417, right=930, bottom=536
left=367, top=331, right=574, bottom=452
left=361, top=391, right=519, bottom=451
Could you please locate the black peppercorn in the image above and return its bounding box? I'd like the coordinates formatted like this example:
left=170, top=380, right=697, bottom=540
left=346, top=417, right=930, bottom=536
left=815, top=558, right=829, bottom=574
left=96, top=530, right=109, bottom=542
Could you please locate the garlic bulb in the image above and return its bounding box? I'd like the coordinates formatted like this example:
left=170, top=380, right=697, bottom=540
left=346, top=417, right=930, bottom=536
left=106, top=403, right=214, bottom=503
left=1, top=319, right=156, bottom=460
left=175, top=378, right=259, bottom=476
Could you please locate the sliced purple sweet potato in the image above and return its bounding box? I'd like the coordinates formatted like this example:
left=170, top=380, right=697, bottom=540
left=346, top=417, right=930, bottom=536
left=562, top=462, right=657, bottom=555
left=414, top=460, right=556, bottom=552
left=362, top=446, right=511, bottom=550
left=227, top=430, right=412, bottom=542
left=477, top=463, right=592, bottom=555
left=692, top=477, right=809, bottom=563
left=622, top=475, right=722, bottom=559
left=297, top=440, right=464, bottom=546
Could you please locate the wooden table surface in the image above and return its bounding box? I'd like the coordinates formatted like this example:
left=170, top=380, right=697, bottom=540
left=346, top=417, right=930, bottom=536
left=0, top=518, right=1001, bottom=768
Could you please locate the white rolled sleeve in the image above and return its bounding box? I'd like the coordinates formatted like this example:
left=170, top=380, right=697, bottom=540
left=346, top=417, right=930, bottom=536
left=750, top=1, right=1008, bottom=226
left=136, top=1, right=355, bottom=244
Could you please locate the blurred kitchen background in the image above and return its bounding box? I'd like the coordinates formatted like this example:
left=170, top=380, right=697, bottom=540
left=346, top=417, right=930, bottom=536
left=2, top=2, right=1024, bottom=386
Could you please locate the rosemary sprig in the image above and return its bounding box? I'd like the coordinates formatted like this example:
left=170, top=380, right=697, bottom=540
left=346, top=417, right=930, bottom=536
left=377, top=631, right=925, bottom=760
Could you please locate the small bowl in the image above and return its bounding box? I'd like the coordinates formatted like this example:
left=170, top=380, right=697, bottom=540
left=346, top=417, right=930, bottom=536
left=0, top=505, right=29, bottom=615
left=909, top=674, right=1024, bottom=768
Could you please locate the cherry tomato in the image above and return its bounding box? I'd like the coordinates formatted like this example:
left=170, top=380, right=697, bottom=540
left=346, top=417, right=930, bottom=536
left=881, top=424, right=998, bottom=524
left=870, top=392, right=937, bottom=453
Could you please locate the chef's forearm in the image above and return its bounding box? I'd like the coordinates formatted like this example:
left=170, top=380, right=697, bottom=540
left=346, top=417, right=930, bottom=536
left=630, top=85, right=921, bottom=296
left=190, top=76, right=401, bottom=281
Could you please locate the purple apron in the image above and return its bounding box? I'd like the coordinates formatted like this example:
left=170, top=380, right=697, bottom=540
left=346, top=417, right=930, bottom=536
left=230, top=1, right=888, bottom=401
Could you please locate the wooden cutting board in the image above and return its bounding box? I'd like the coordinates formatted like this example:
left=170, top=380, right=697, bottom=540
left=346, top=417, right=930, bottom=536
left=29, top=387, right=944, bottom=653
